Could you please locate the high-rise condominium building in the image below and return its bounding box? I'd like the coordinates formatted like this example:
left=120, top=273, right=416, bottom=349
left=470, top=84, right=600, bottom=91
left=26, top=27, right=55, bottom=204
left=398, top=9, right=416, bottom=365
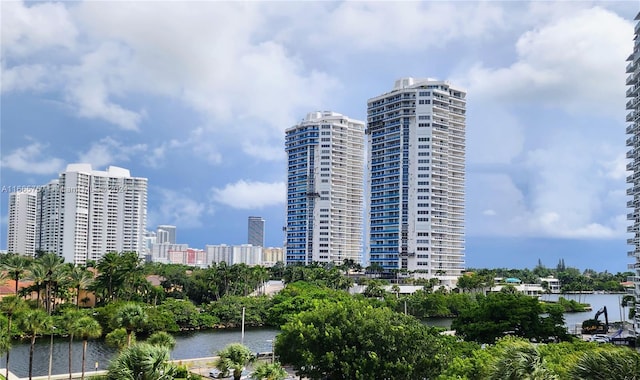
left=7, top=190, right=38, bottom=256
left=30, top=164, right=148, bottom=265
left=248, top=216, right=265, bottom=247
left=285, top=111, right=365, bottom=265
left=366, top=78, right=466, bottom=285
left=156, top=225, right=176, bottom=244
left=626, top=11, right=640, bottom=334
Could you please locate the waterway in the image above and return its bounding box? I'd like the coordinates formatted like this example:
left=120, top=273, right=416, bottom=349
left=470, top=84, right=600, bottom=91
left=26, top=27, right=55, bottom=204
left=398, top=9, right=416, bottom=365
left=2, top=293, right=629, bottom=378
left=540, top=293, right=632, bottom=333
left=1, top=327, right=278, bottom=378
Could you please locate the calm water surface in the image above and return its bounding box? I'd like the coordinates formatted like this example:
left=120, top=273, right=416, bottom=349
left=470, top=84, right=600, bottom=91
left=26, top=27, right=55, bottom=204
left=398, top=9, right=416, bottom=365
left=3, top=294, right=626, bottom=377
left=2, top=327, right=278, bottom=378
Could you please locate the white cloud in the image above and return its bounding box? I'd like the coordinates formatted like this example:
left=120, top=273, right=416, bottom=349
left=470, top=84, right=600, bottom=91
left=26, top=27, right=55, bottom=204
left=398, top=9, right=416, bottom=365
left=464, top=7, right=632, bottom=118
left=1, top=1, right=77, bottom=58
left=62, top=42, right=146, bottom=130
left=63, top=2, right=338, bottom=140
left=77, top=137, right=147, bottom=168
left=1, top=63, right=51, bottom=93
left=148, top=188, right=206, bottom=229
left=0, top=141, right=65, bottom=175
left=310, top=2, right=506, bottom=51
left=483, top=209, right=497, bottom=216
left=212, top=180, right=285, bottom=209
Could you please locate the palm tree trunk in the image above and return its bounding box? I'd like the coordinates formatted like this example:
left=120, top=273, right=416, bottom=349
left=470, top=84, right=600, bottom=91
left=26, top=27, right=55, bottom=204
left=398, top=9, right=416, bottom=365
left=5, top=316, right=11, bottom=380
left=68, top=334, right=74, bottom=380
left=76, top=286, right=81, bottom=309
left=127, top=331, right=132, bottom=347
left=29, top=335, right=35, bottom=380
left=14, top=275, right=19, bottom=295
left=81, top=339, right=87, bottom=380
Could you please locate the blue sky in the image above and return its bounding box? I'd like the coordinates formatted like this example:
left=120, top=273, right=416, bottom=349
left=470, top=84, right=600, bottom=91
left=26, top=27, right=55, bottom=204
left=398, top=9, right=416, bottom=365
left=1, top=1, right=637, bottom=272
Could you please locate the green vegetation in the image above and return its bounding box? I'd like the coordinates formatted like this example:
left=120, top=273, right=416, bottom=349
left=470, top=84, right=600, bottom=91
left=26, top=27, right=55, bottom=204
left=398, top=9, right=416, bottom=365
left=1, top=252, right=638, bottom=380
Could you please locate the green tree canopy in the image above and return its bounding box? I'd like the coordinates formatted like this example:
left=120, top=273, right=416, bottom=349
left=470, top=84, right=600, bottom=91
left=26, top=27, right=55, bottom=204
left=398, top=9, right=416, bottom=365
left=276, top=298, right=450, bottom=380
left=451, top=293, right=568, bottom=344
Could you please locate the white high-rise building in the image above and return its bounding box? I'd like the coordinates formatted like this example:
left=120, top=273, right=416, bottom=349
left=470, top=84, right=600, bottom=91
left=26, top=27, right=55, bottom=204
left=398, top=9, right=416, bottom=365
left=25, top=164, right=148, bottom=265
left=285, top=111, right=365, bottom=265
left=36, top=180, right=62, bottom=255
left=366, top=78, right=466, bottom=286
left=626, top=11, right=640, bottom=334
left=156, top=225, right=176, bottom=244
left=7, top=190, right=38, bottom=256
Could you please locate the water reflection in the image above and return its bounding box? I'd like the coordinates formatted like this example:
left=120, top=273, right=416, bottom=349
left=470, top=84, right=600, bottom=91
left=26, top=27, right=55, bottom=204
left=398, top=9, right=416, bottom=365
left=2, top=328, right=278, bottom=378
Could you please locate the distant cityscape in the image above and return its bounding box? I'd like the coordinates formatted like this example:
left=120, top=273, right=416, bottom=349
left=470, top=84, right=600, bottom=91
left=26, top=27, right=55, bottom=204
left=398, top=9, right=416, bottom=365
left=4, top=51, right=640, bottom=326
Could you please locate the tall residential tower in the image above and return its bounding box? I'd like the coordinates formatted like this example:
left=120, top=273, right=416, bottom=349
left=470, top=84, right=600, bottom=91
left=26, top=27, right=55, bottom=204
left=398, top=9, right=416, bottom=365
left=7, top=189, right=38, bottom=256
left=7, top=164, right=148, bottom=265
left=248, top=216, right=265, bottom=247
left=366, top=78, right=466, bottom=286
left=285, top=111, right=365, bottom=265
left=626, top=11, right=640, bottom=334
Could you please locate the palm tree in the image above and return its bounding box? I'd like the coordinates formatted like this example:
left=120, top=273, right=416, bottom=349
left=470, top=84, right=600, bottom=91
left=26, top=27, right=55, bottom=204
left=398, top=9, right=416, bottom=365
left=73, top=316, right=102, bottom=380
left=105, top=328, right=132, bottom=351
left=215, top=343, right=254, bottom=380
left=0, top=295, right=25, bottom=380
left=2, top=254, right=31, bottom=295
left=251, top=362, right=288, bottom=380
left=113, top=303, right=148, bottom=347
left=488, top=343, right=558, bottom=380
left=59, top=309, right=84, bottom=379
left=147, top=331, right=176, bottom=350
left=569, top=348, right=640, bottom=380
left=107, top=342, right=176, bottom=380
left=95, top=252, right=122, bottom=302
left=25, top=262, right=47, bottom=307
left=68, top=265, right=94, bottom=308
left=18, top=309, right=52, bottom=380
left=38, top=253, right=65, bottom=313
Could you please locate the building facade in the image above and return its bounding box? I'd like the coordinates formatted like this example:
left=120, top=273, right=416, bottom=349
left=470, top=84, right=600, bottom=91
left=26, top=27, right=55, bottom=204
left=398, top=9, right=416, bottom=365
left=156, top=225, right=176, bottom=244
left=36, top=180, right=62, bottom=255
left=7, top=164, right=148, bottom=265
left=7, top=190, right=38, bottom=256
left=626, top=12, right=640, bottom=334
left=247, top=216, right=265, bottom=247
left=366, top=78, right=466, bottom=285
left=206, top=244, right=262, bottom=266
left=285, top=111, right=365, bottom=265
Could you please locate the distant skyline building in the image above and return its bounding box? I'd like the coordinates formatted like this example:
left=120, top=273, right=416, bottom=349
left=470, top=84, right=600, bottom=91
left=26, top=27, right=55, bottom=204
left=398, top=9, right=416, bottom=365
left=626, top=11, right=640, bottom=335
left=5, top=164, right=148, bottom=265
left=285, top=111, right=365, bottom=265
left=7, top=190, right=38, bottom=257
left=156, top=225, right=176, bottom=244
left=206, top=244, right=263, bottom=266
left=366, top=78, right=466, bottom=286
left=248, top=216, right=265, bottom=247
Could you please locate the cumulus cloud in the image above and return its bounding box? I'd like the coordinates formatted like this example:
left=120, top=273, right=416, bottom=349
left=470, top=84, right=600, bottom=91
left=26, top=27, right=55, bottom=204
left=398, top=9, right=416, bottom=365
left=1, top=63, right=51, bottom=93
left=77, top=136, right=147, bottom=168
left=309, top=2, right=506, bottom=50
left=148, top=188, right=207, bottom=229
left=1, top=141, right=65, bottom=175
left=464, top=7, right=632, bottom=118
left=1, top=1, right=77, bottom=58
left=212, top=180, right=285, bottom=209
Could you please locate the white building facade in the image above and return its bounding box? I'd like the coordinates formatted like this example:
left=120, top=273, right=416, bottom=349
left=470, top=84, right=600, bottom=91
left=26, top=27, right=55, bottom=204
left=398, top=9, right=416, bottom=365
left=206, top=244, right=262, bottom=266
left=626, top=11, right=640, bottom=334
left=17, top=164, right=149, bottom=265
left=7, top=190, right=38, bottom=256
left=156, top=225, right=176, bottom=244
left=366, top=78, right=466, bottom=286
left=285, top=111, right=365, bottom=265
